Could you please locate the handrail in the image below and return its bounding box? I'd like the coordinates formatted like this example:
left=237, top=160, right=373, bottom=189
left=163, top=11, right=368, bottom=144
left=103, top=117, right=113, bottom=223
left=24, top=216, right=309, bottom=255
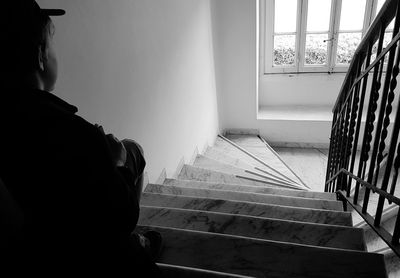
left=333, top=0, right=398, bottom=111
left=336, top=190, right=400, bottom=258
left=326, top=0, right=400, bottom=258
left=326, top=168, right=400, bottom=206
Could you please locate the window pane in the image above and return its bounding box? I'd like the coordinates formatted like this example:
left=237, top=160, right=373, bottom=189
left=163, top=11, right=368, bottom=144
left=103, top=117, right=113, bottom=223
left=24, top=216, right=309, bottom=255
left=339, top=0, right=366, bottom=31
left=274, top=0, right=297, bottom=33
left=307, top=0, right=331, bottom=32
left=336, top=33, right=362, bottom=64
left=305, top=34, right=328, bottom=65
left=273, top=35, right=296, bottom=66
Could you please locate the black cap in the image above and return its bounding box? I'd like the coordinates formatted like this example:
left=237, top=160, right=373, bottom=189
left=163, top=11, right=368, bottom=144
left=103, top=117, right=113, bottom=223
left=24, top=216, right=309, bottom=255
left=6, top=0, right=66, bottom=21
left=31, top=0, right=66, bottom=17
left=3, top=1, right=66, bottom=78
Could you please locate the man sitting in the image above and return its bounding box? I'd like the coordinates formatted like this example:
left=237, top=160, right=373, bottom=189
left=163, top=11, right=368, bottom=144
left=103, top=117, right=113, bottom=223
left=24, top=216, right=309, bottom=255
left=0, top=1, right=162, bottom=275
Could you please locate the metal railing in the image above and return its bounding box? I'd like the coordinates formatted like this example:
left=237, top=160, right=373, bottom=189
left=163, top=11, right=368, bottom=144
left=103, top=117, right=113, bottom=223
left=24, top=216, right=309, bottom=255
left=325, top=0, right=400, bottom=257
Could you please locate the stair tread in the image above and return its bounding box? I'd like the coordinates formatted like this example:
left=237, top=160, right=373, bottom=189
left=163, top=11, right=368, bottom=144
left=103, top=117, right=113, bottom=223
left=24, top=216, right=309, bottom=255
left=164, top=179, right=336, bottom=200
left=136, top=225, right=387, bottom=278
left=145, top=184, right=343, bottom=211
left=179, top=164, right=303, bottom=190
left=194, top=154, right=300, bottom=188
left=138, top=206, right=366, bottom=251
left=204, top=147, right=260, bottom=172
left=141, top=192, right=353, bottom=226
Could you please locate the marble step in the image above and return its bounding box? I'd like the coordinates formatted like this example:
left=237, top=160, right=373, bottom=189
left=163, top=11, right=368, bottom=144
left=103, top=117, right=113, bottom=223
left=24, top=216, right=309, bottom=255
left=210, top=144, right=292, bottom=183
left=138, top=206, right=366, bottom=251
left=384, top=251, right=400, bottom=278
left=140, top=193, right=353, bottom=226
left=227, top=134, right=308, bottom=187
left=217, top=135, right=302, bottom=185
left=164, top=179, right=336, bottom=201
left=224, top=132, right=267, bottom=147
left=144, top=184, right=343, bottom=211
left=351, top=174, right=400, bottom=227
left=136, top=225, right=387, bottom=278
left=204, top=146, right=261, bottom=172
left=193, top=155, right=300, bottom=188
left=179, top=164, right=303, bottom=190
left=363, top=212, right=397, bottom=252
left=158, top=263, right=254, bottom=278
left=203, top=147, right=295, bottom=185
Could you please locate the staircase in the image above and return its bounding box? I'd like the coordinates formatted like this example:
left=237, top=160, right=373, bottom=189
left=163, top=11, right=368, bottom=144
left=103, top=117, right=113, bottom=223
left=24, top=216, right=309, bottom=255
left=136, top=133, right=388, bottom=277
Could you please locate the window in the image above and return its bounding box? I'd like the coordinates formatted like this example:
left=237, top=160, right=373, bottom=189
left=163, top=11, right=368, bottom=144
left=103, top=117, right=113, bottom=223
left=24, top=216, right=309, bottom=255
left=262, top=0, right=387, bottom=74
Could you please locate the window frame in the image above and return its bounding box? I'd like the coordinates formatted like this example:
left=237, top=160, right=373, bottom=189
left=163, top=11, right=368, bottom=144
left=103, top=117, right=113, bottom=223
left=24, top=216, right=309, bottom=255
left=261, top=0, right=380, bottom=74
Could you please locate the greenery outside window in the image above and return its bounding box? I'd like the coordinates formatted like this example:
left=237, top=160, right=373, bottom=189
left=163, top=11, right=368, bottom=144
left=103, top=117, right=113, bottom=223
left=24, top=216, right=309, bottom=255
left=261, top=0, right=391, bottom=74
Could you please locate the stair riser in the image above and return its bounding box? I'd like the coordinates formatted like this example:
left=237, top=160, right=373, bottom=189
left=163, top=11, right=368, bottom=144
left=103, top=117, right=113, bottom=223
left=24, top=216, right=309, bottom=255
left=164, top=179, right=336, bottom=200
left=136, top=225, right=386, bottom=278
left=193, top=155, right=299, bottom=188
left=179, top=165, right=301, bottom=190
left=145, top=184, right=342, bottom=211
left=141, top=193, right=353, bottom=226
left=138, top=206, right=366, bottom=251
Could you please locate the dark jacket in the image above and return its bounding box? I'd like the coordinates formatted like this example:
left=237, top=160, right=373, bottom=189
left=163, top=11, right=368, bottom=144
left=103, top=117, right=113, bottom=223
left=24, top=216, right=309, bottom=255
left=0, top=89, right=150, bottom=274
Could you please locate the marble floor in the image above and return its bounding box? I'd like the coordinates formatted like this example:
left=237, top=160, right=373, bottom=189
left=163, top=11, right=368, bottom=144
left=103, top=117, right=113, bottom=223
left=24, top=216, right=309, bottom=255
left=273, top=147, right=329, bottom=192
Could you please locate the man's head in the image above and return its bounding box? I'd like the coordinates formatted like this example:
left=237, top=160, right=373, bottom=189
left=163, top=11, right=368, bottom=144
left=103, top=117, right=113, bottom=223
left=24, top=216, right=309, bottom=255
left=5, top=1, right=65, bottom=91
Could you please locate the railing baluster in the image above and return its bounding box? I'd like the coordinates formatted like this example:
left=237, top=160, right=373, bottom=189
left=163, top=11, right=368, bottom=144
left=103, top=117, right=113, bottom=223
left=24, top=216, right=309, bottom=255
left=390, top=142, right=400, bottom=198
left=373, top=12, right=400, bottom=192
left=362, top=27, right=386, bottom=213
left=374, top=10, right=400, bottom=225
left=331, top=118, right=341, bottom=192
left=339, top=93, right=353, bottom=190
left=373, top=5, right=400, bottom=226
left=326, top=111, right=338, bottom=192
left=348, top=47, right=372, bottom=198
left=330, top=107, right=341, bottom=192
left=356, top=25, right=386, bottom=208
left=345, top=57, right=364, bottom=196
left=333, top=103, right=347, bottom=191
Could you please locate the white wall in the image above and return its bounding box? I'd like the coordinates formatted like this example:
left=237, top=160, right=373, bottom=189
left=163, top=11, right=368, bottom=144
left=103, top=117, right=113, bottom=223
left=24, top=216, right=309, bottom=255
left=211, top=0, right=352, bottom=145
left=38, top=0, right=220, bottom=182
left=259, top=74, right=345, bottom=106
left=211, top=0, right=258, bottom=133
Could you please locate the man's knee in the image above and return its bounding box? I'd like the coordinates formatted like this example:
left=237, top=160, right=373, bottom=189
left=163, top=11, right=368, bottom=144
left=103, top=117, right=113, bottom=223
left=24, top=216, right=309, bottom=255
left=121, top=139, right=146, bottom=178
left=122, top=139, right=144, bottom=157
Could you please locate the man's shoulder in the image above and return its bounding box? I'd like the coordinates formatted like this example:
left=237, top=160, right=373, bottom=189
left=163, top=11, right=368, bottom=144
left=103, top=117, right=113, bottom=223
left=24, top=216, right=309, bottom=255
left=51, top=112, right=106, bottom=149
